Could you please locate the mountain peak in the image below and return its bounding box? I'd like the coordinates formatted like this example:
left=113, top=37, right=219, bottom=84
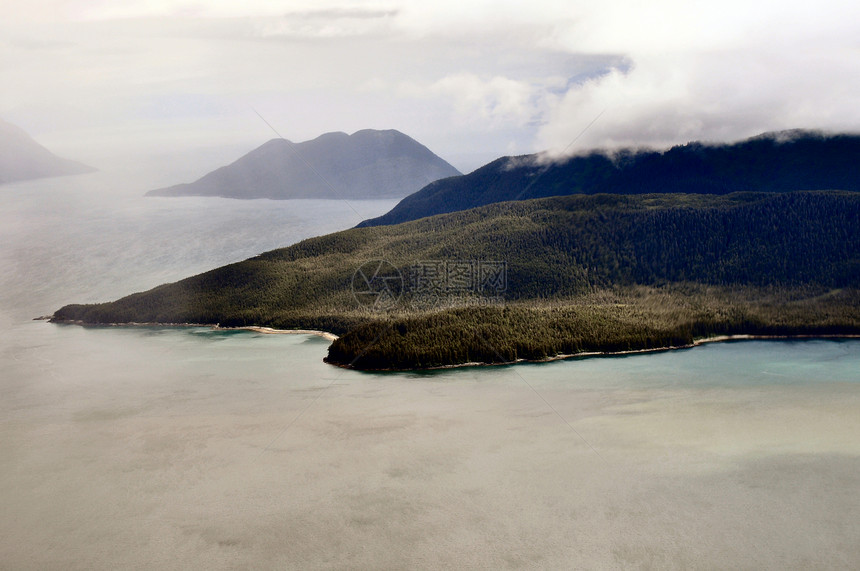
left=0, top=118, right=95, bottom=184
left=147, top=128, right=460, bottom=200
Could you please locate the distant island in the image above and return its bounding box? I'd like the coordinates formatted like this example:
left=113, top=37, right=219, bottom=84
left=53, top=189, right=860, bottom=370
left=358, top=130, right=860, bottom=227
left=0, top=118, right=95, bottom=184
left=146, top=129, right=461, bottom=200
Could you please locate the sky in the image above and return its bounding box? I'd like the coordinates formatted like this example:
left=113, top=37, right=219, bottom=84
left=2, top=0, right=859, bottom=174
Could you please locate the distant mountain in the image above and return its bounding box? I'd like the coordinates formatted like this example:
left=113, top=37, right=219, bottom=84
left=0, top=119, right=94, bottom=184
left=358, top=130, right=860, bottom=227
left=147, top=129, right=461, bottom=199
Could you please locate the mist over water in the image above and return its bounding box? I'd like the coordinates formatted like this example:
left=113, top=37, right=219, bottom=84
left=2, top=171, right=859, bottom=569
left=0, top=170, right=396, bottom=321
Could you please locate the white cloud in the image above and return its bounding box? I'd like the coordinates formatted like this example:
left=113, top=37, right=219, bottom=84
left=3, top=0, right=858, bottom=171
left=256, top=10, right=397, bottom=39
left=424, top=73, right=548, bottom=127
left=73, top=1, right=398, bottom=21
left=536, top=0, right=860, bottom=153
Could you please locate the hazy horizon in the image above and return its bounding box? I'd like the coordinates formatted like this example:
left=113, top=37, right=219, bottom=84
left=3, top=1, right=859, bottom=176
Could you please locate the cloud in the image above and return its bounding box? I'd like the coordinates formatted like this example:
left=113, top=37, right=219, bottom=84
left=255, top=8, right=399, bottom=39
left=535, top=0, right=860, bottom=153
left=73, top=0, right=400, bottom=22
left=3, top=0, right=858, bottom=171
left=409, top=73, right=557, bottom=128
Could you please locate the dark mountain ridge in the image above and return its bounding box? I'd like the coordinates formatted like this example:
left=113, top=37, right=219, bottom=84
left=147, top=129, right=461, bottom=200
left=358, top=130, right=860, bottom=227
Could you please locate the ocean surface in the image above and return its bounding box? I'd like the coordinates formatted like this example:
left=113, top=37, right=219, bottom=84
left=1, top=170, right=859, bottom=569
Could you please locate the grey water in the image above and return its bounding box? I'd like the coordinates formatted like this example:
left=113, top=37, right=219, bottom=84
left=1, top=171, right=859, bottom=569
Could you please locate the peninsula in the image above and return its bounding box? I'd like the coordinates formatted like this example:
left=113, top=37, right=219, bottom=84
left=53, top=191, right=860, bottom=370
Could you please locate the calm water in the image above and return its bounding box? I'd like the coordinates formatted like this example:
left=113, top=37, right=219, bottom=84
left=1, top=171, right=859, bottom=569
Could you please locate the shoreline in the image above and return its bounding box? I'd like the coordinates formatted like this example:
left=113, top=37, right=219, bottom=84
left=48, top=318, right=859, bottom=371
left=220, top=325, right=339, bottom=341
left=48, top=319, right=339, bottom=341
left=327, top=333, right=860, bottom=372
left=532, top=333, right=860, bottom=364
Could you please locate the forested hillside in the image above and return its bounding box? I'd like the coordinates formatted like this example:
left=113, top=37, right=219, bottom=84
left=53, top=191, right=860, bottom=369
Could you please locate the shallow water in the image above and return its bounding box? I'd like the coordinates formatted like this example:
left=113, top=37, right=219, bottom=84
left=1, top=171, right=859, bottom=569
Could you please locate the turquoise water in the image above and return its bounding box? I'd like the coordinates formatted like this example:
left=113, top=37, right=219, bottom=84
left=1, top=171, right=859, bottom=569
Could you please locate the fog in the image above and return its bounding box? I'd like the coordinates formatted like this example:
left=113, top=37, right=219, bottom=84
left=3, top=1, right=858, bottom=174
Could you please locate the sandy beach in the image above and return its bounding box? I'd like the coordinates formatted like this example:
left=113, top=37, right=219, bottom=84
left=220, top=325, right=339, bottom=341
